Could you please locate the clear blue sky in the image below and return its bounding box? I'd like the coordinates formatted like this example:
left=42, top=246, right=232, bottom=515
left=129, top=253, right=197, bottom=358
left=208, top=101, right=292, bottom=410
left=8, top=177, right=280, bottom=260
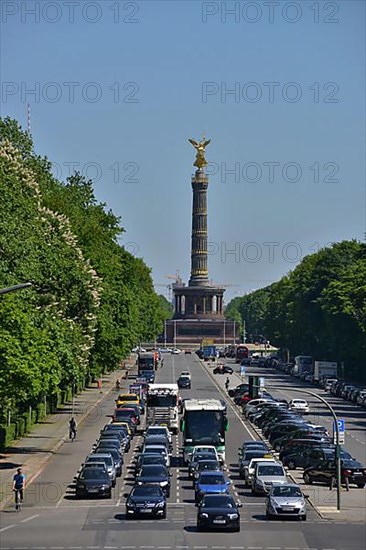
left=2, top=1, right=365, bottom=302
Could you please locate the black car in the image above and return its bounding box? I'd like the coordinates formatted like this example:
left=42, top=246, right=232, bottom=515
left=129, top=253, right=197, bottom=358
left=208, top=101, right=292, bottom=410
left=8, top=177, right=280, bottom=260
left=101, top=425, right=131, bottom=451
left=304, top=459, right=366, bottom=489
left=135, top=453, right=167, bottom=476
left=96, top=435, right=124, bottom=453
left=125, top=484, right=166, bottom=518
left=228, top=383, right=249, bottom=398
left=197, top=494, right=241, bottom=532
left=143, top=434, right=171, bottom=452
left=177, top=375, right=191, bottom=389
left=213, top=365, right=234, bottom=375
left=75, top=466, right=112, bottom=499
left=192, top=459, right=222, bottom=485
left=283, top=447, right=352, bottom=470
left=136, top=464, right=171, bottom=496
left=188, top=452, right=217, bottom=478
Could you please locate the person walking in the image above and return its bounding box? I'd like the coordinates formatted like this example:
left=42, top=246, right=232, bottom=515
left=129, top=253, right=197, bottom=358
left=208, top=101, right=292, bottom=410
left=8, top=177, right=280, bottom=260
left=69, top=417, right=77, bottom=440
left=225, top=377, right=230, bottom=391
left=13, top=467, right=25, bottom=510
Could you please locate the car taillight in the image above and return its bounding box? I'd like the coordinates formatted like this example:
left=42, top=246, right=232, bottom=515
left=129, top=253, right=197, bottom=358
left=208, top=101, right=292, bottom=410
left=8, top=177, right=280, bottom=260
left=342, top=469, right=352, bottom=475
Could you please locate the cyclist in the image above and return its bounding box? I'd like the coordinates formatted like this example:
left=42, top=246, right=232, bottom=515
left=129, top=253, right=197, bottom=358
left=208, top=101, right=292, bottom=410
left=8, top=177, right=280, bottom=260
left=69, top=417, right=77, bottom=440
left=13, top=467, right=25, bottom=510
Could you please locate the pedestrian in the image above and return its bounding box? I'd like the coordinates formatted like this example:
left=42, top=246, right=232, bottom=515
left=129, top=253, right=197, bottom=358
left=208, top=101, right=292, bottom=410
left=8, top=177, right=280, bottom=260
left=13, top=467, right=25, bottom=510
left=69, top=417, right=77, bottom=440
left=225, top=377, right=230, bottom=391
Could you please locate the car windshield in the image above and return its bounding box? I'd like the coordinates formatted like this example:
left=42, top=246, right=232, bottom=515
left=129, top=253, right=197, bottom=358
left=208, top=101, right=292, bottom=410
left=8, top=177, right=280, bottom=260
left=201, top=495, right=234, bottom=508
left=147, top=428, right=167, bottom=436
left=97, top=448, right=118, bottom=458
left=140, top=465, right=167, bottom=476
left=142, top=456, right=165, bottom=465
left=200, top=474, right=224, bottom=484
left=244, top=451, right=268, bottom=460
left=80, top=469, right=108, bottom=480
left=144, top=446, right=166, bottom=455
left=193, top=453, right=214, bottom=463
left=272, top=486, right=302, bottom=497
left=131, top=486, right=163, bottom=497
left=258, top=465, right=284, bottom=476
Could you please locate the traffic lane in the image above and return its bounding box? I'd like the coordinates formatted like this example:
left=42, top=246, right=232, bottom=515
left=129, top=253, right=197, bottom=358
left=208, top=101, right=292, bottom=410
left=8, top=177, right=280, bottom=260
left=2, top=504, right=366, bottom=550
left=244, top=367, right=366, bottom=463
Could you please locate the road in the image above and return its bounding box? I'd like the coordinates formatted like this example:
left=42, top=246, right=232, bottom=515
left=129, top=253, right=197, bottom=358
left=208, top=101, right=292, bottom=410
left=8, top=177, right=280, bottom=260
left=1, top=353, right=365, bottom=550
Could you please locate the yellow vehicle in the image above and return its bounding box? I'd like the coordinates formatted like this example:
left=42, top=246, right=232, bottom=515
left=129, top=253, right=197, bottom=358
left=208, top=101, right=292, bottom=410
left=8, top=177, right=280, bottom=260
left=116, top=393, right=140, bottom=408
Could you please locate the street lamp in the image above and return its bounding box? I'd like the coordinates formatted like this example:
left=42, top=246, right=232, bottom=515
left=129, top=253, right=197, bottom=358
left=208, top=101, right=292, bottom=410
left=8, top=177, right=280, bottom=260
left=0, top=282, right=32, bottom=295
left=268, top=385, right=342, bottom=510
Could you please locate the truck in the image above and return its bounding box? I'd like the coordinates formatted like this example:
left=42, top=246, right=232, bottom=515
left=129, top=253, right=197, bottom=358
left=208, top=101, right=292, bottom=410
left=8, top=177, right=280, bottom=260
left=314, top=361, right=338, bottom=383
left=202, top=345, right=217, bottom=361
left=137, top=352, right=156, bottom=382
left=180, top=398, right=228, bottom=464
left=293, top=355, right=313, bottom=377
left=235, top=345, right=249, bottom=363
left=146, top=383, right=179, bottom=434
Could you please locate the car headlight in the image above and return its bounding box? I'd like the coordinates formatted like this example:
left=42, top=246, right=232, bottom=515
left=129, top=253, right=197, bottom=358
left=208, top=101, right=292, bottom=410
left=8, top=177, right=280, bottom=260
left=160, top=481, right=168, bottom=487
left=199, top=513, right=208, bottom=518
left=228, top=513, right=238, bottom=520
left=137, top=481, right=143, bottom=485
left=156, top=500, right=165, bottom=507
left=126, top=501, right=135, bottom=508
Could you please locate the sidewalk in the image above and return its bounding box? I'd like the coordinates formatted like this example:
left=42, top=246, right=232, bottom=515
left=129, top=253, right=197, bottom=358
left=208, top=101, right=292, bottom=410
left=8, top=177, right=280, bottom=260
left=0, top=357, right=135, bottom=510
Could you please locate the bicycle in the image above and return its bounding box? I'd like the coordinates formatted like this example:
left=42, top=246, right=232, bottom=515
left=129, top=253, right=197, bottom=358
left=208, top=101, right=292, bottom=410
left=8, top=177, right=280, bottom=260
left=69, top=428, right=77, bottom=442
left=14, top=488, right=23, bottom=511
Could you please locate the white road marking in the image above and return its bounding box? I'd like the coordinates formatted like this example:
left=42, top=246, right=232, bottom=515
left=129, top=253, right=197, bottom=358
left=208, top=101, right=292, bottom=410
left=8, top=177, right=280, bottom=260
left=0, top=525, right=15, bottom=533
left=20, top=514, right=39, bottom=523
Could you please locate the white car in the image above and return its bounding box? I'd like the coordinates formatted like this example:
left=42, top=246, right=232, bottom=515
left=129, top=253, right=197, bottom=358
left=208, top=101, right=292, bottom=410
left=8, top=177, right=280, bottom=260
left=180, top=371, right=191, bottom=381
left=171, top=348, right=181, bottom=354
left=289, top=399, right=310, bottom=414
left=243, top=457, right=278, bottom=487
left=145, top=425, right=172, bottom=444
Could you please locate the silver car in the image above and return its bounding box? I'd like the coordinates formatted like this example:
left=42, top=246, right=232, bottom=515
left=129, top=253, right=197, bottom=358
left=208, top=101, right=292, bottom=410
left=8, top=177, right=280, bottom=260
left=266, top=483, right=307, bottom=521
left=251, top=462, right=288, bottom=495
left=85, top=454, right=117, bottom=487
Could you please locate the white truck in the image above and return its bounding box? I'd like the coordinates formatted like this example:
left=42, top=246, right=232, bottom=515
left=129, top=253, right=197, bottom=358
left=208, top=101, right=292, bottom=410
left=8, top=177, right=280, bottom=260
left=146, top=383, right=179, bottom=434
left=314, top=361, right=337, bottom=383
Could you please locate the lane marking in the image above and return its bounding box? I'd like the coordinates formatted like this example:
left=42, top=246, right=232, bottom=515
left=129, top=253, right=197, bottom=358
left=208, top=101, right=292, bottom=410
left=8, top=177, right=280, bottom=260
left=0, top=524, right=15, bottom=533
left=20, top=514, right=39, bottom=523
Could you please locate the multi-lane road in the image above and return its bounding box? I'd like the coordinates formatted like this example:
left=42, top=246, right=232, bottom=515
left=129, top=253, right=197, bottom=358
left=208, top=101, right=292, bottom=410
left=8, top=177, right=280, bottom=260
left=1, top=354, right=365, bottom=550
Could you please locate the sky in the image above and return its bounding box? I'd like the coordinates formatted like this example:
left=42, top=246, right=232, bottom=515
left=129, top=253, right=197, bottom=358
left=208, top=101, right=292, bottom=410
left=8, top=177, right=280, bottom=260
left=1, top=0, right=365, bottom=303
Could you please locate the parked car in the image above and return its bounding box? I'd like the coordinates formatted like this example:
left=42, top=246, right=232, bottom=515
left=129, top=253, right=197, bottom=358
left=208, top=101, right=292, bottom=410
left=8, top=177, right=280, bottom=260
left=197, top=494, right=241, bottom=532
left=288, top=399, right=310, bottom=415
left=303, top=459, right=366, bottom=489
left=282, top=447, right=352, bottom=470
left=266, top=483, right=307, bottom=521
left=124, top=484, right=166, bottom=518
left=228, top=383, right=249, bottom=398
left=194, top=471, right=231, bottom=505
left=251, top=462, right=288, bottom=495
left=136, top=464, right=171, bottom=496
left=75, top=465, right=112, bottom=499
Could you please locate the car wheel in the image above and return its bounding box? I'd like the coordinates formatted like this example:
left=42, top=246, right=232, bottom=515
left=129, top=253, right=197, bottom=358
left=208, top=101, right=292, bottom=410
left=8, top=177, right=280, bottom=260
left=107, top=490, right=112, bottom=499
left=301, top=515, right=307, bottom=521
left=161, top=510, right=166, bottom=519
left=266, top=511, right=273, bottom=520
left=274, top=443, right=281, bottom=452
left=345, top=477, right=350, bottom=491
left=287, top=460, right=296, bottom=470
left=303, top=473, right=312, bottom=485
left=357, top=483, right=365, bottom=488
left=234, top=524, right=240, bottom=532
left=112, top=480, right=116, bottom=487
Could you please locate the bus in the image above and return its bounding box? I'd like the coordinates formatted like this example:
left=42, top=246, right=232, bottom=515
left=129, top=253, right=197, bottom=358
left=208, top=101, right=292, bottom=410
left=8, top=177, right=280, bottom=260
left=137, top=352, right=155, bottom=381
left=235, top=345, right=249, bottom=363
left=180, top=398, right=228, bottom=464
left=293, top=356, right=313, bottom=377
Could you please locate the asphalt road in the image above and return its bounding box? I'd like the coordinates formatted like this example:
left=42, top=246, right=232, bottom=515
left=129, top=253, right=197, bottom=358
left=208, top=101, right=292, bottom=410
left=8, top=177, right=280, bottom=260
left=1, top=353, right=365, bottom=550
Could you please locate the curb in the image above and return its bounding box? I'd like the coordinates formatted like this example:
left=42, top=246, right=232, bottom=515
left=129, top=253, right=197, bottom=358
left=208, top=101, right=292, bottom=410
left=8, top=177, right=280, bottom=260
left=0, top=369, right=126, bottom=511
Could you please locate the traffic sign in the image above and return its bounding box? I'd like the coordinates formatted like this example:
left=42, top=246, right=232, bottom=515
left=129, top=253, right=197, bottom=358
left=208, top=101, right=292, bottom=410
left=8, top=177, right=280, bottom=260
left=333, top=419, right=345, bottom=444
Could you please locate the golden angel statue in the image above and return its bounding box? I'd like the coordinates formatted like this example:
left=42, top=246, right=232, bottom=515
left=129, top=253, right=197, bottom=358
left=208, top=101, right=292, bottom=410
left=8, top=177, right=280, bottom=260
left=188, top=135, right=211, bottom=169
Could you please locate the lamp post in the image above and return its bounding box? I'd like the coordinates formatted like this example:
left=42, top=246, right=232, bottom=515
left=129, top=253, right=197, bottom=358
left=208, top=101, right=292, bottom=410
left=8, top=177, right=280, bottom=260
left=0, top=282, right=32, bottom=295
left=268, top=385, right=342, bottom=510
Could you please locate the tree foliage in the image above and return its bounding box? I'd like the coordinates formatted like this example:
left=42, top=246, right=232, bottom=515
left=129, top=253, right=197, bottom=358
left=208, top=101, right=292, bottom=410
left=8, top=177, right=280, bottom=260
left=0, top=117, right=167, bottom=422
left=226, top=241, right=366, bottom=382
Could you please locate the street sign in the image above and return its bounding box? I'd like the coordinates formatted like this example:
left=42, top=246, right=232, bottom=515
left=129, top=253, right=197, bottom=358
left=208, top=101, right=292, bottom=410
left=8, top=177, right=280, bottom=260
left=333, top=419, right=345, bottom=445
left=240, top=366, right=246, bottom=378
